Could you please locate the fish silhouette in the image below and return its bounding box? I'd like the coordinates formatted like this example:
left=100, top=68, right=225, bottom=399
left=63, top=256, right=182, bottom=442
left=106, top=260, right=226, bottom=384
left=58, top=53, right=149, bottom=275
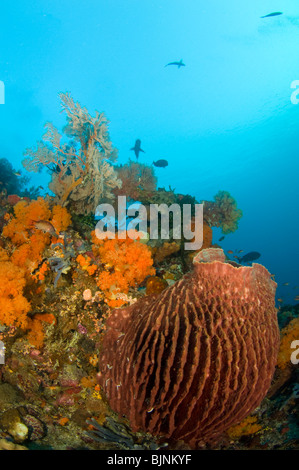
left=237, top=251, right=261, bottom=264
left=165, top=59, right=185, bottom=68
left=260, top=12, right=283, bottom=18
left=130, top=139, right=145, bottom=159
left=153, top=159, right=168, bottom=168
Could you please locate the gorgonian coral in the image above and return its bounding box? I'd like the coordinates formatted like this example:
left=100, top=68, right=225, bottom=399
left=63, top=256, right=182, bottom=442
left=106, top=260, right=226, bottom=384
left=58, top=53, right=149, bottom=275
left=114, top=161, right=157, bottom=203
left=202, top=190, right=242, bottom=234
left=22, top=93, right=121, bottom=214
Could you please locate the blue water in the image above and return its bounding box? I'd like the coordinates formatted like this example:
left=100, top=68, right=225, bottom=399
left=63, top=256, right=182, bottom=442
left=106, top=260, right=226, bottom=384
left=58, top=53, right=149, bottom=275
left=0, top=0, right=298, bottom=304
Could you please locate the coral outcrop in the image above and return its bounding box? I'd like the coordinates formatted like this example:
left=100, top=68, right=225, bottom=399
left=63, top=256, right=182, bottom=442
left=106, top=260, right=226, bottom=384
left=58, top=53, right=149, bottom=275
left=98, top=249, right=279, bottom=448
left=22, top=93, right=122, bottom=214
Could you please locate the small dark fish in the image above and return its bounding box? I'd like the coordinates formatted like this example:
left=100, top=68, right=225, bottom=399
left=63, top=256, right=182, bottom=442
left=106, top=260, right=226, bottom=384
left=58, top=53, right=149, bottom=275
left=33, top=220, right=58, bottom=237
left=165, top=59, right=185, bottom=68
left=238, top=251, right=261, bottom=264
left=277, top=298, right=284, bottom=303
left=153, top=159, right=168, bottom=168
left=130, top=139, right=145, bottom=159
left=219, top=236, right=225, bottom=242
left=294, top=296, right=299, bottom=302
left=227, top=250, right=234, bottom=254
left=260, top=12, right=283, bottom=18
left=238, top=250, right=244, bottom=253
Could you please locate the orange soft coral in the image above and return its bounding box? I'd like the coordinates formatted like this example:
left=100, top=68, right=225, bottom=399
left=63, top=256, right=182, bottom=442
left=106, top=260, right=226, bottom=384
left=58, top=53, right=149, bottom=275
left=0, top=261, right=31, bottom=329
left=3, top=198, right=71, bottom=245
left=0, top=247, right=9, bottom=262
left=3, top=199, right=71, bottom=276
left=11, top=232, right=50, bottom=274
left=51, top=205, right=72, bottom=233
left=32, top=261, right=49, bottom=281
left=93, top=232, right=155, bottom=307
left=3, top=198, right=52, bottom=245
left=76, top=254, right=98, bottom=275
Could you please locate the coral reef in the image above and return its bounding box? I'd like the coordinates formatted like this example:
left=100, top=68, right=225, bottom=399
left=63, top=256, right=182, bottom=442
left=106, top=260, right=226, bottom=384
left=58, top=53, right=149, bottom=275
left=22, top=93, right=121, bottom=214
left=98, top=248, right=279, bottom=448
left=0, top=100, right=297, bottom=451
left=0, top=189, right=297, bottom=450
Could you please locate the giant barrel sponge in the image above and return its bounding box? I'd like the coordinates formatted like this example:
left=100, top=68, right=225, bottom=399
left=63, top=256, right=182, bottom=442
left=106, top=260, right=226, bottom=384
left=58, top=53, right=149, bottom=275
left=98, top=249, right=279, bottom=448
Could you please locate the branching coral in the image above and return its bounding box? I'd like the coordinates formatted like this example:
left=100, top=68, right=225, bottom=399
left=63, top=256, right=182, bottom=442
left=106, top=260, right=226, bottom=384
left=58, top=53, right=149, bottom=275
left=202, top=190, right=242, bottom=234
left=22, top=93, right=122, bottom=213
